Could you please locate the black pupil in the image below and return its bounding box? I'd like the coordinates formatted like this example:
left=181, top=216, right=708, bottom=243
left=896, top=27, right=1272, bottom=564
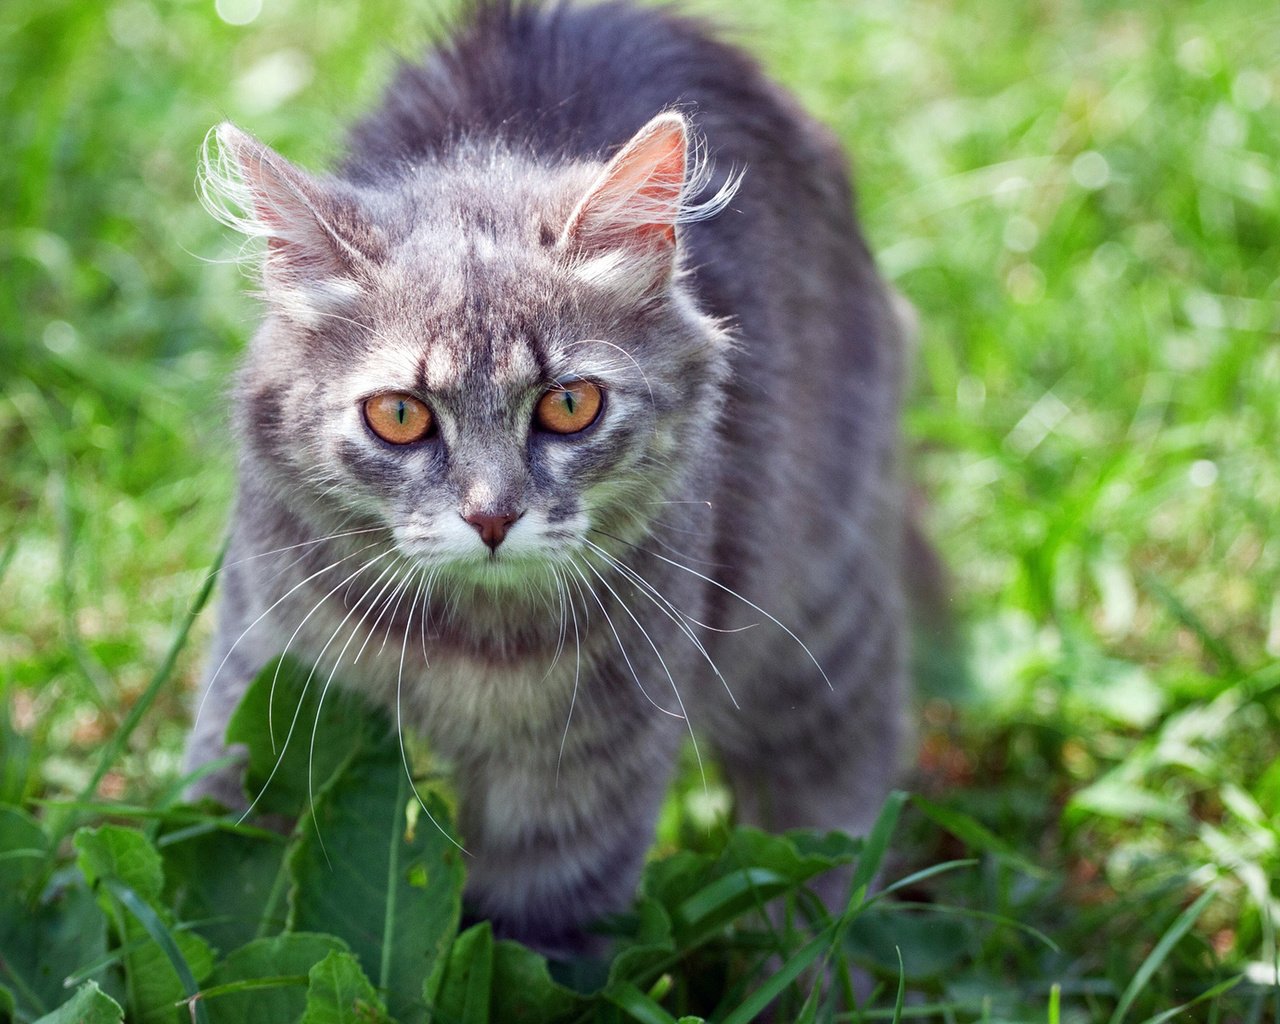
left=396, top=401, right=407, bottom=424
left=563, top=391, right=576, bottom=414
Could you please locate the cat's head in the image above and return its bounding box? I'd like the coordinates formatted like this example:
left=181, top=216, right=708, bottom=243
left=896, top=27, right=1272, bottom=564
left=201, top=113, right=737, bottom=590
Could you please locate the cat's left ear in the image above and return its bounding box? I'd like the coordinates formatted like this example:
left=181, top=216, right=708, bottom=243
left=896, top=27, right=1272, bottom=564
left=559, top=112, right=690, bottom=287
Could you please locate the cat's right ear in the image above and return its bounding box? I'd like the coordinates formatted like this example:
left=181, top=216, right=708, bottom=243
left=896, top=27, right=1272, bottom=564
left=198, top=122, right=376, bottom=288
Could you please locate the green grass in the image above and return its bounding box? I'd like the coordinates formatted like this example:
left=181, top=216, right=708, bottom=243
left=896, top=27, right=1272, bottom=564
left=2, top=0, right=1279, bottom=1019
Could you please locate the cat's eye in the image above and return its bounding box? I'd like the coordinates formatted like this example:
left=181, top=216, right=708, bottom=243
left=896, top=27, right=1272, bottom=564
left=363, top=393, right=435, bottom=444
left=535, top=380, right=603, bottom=434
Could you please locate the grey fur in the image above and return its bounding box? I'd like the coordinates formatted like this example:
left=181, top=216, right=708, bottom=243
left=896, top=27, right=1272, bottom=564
left=188, top=0, right=913, bottom=955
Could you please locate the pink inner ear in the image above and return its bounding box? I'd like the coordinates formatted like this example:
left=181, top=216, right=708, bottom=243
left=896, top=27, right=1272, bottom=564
left=563, top=113, right=689, bottom=255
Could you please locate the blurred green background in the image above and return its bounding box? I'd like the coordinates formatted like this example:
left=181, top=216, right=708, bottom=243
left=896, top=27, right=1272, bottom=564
left=2, top=0, right=1278, bottom=1015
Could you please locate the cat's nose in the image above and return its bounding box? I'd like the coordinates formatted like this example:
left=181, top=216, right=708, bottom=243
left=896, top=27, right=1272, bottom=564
left=464, top=510, right=520, bottom=551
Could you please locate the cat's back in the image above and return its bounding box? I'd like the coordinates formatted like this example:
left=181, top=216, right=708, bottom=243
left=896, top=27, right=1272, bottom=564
left=343, top=0, right=838, bottom=184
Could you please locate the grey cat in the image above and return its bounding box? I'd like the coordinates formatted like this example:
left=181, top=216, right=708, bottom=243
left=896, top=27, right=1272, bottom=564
left=188, top=0, right=915, bottom=956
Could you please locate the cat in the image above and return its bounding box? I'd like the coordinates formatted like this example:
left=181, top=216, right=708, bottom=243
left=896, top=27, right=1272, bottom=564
left=187, top=0, right=916, bottom=957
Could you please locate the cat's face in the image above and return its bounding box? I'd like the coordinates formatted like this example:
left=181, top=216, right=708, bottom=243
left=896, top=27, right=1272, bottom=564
left=208, top=115, right=733, bottom=590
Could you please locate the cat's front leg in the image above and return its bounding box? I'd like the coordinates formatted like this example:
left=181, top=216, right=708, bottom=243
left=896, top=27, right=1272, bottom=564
left=452, top=708, right=682, bottom=958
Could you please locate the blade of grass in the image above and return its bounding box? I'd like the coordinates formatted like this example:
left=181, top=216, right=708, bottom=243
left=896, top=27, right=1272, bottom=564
left=1140, top=574, right=1242, bottom=677
left=1107, top=886, right=1217, bottom=1024
left=606, top=982, right=680, bottom=1024
left=41, top=542, right=227, bottom=867
left=1135, top=974, right=1244, bottom=1024
left=103, top=878, right=210, bottom=1024
left=891, top=947, right=905, bottom=1024
left=719, top=924, right=835, bottom=1024
left=848, top=791, right=908, bottom=906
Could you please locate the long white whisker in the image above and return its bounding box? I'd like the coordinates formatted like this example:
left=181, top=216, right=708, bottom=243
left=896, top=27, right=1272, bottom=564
left=563, top=558, right=681, bottom=718
left=304, top=552, right=413, bottom=860
left=352, top=556, right=414, bottom=664
left=556, top=566, right=584, bottom=786
left=217, top=525, right=385, bottom=575
left=192, top=540, right=384, bottom=749
left=236, top=546, right=396, bottom=824
left=572, top=555, right=705, bottom=789
left=583, top=539, right=739, bottom=710
left=596, top=531, right=833, bottom=690
left=393, top=563, right=469, bottom=855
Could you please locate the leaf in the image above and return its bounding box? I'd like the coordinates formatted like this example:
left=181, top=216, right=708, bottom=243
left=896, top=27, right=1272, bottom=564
left=604, top=898, right=676, bottom=992
left=288, top=751, right=464, bottom=1024
left=29, top=981, right=123, bottom=1024
left=0, top=873, right=109, bottom=1022
left=160, top=819, right=289, bottom=951
left=225, top=655, right=379, bottom=817
left=844, top=908, right=971, bottom=979
left=490, top=941, right=588, bottom=1023
left=202, top=933, right=348, bottom=1024
left=431, top=923, right=493, bottom=1024
left=667, top=828, right=858, bottom=947
left=0, top=809, right=110, bottom=1021
left=718, top=924, right=833, bottom=1024
left=302, top=950, right=392, bottom=1024
left=75, top=826, right=215, bottom=1024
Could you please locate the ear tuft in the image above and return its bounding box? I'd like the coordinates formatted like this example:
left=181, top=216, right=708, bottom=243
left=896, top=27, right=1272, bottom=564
left=558, top=112, right=742, bottom=290
left=197, top=122, right=371, bottom=286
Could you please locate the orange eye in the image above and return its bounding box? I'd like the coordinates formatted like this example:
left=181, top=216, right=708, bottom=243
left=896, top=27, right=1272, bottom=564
left=363, top=393, right=434, bottom=444
left=535, top=380, right=603, bottom=434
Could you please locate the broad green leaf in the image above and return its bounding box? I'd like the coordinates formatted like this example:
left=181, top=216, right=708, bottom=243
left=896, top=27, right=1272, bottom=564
left=431, top=923, right=493, bottom=1024
left=225, top=655, right=377, bottom=817
left=0, top=809, right=110, bottom=1021
left=75, top=826, right=215, bottom=1024
left=491, top=941, right=588, bottom=1023
left=0, top=984, right=13, bottom=1023
left=0, top=880, right=109, bottom=1023
left=288, top=751, right=463, bottom=1024
left=29, top=981, right=122, bottom=1024
left=302, top=950, right=391, bottom=1024
left=844, top=908, right=971, bottom=979
left=75, top=825, right=164, bottom=902
left=604, top=899, right=675, bottom=992
left=203, top=933, right=348, bottom=1024
left=161, top=820, right=289, bottom=951
left=667, top=829, right=858, bottom=947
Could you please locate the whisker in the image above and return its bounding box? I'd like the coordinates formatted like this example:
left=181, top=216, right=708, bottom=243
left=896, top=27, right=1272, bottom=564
left=582, top=538, right=739, bottom=710
left=571, top=555, right=705, bottom=790
left=191, top=539, right=384, bottom=746
left=236, top=545, right=396, bottom=824
left=394, top=563, right=470, bottom=855
left=303, top=551, right=411, bottom=863
left=556, top=566, right=584, bottom=786
left=593, top=529, right=833, bottom=691
left=563, top=557, right=681, bottom=719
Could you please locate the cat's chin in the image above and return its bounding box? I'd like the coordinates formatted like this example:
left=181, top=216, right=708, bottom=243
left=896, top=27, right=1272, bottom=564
left=409, top=550, right=571, bottom=597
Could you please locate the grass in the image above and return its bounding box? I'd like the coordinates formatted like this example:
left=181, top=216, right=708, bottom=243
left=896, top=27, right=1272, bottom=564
left=2, top=0, right=1279, bottom=1019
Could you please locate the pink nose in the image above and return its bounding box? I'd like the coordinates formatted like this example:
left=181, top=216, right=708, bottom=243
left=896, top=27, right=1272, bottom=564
left=464, top=511, right=519, bottom=550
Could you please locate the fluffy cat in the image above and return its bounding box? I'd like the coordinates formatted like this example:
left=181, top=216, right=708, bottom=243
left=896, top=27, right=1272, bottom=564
left=188, top=0, right=914, bottom=956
